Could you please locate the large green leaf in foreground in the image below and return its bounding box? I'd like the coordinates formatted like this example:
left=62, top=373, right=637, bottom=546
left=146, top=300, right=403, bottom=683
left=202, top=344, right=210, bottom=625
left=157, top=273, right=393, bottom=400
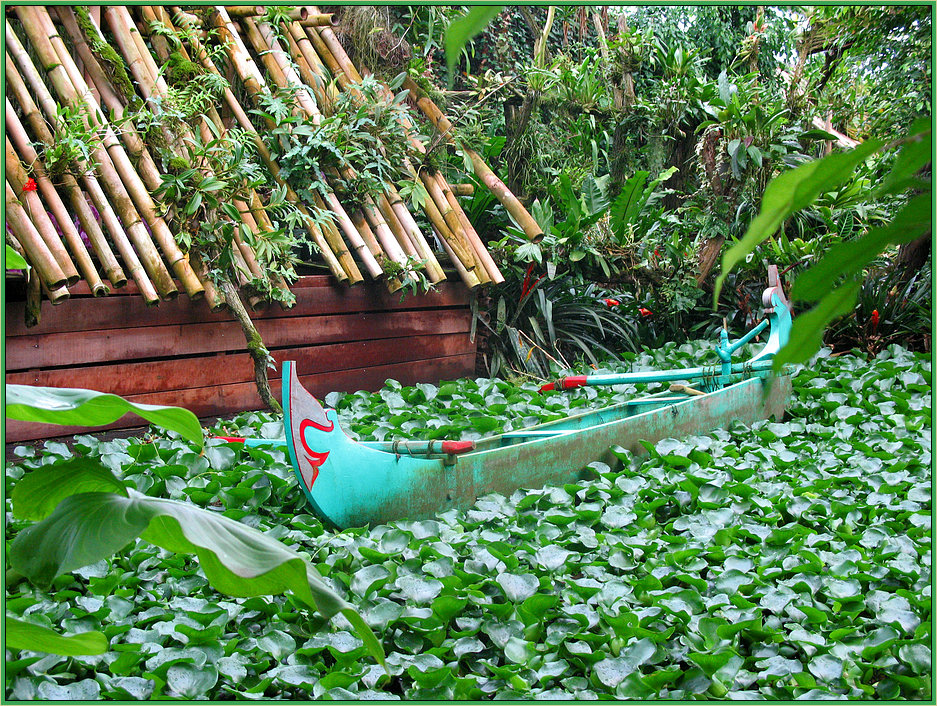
left=5, top=617, right=107, bottom=656
left=9, top=463, right=384, bottom=667
left=6, top=385, right=204, bottom=449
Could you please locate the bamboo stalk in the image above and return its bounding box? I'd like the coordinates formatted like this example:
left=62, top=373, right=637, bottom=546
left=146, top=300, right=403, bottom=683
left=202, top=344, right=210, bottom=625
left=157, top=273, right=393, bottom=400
left=451, top=183, right=475, bottom=196
left=6, top=133, right=106, bottom=294
left=205, top=7, right=354, bottom=284
left=285, top=20, right=340, bottom=109
left=6, top=19, right=161, bottom=304
left=223, top=6, right=266, bottom=17
left=404, top=77, right=544, bottom=243
left=13, top=9, right=179, bottom=299
left=436, top=170, right=505, bottom=283
left=5, top=139, right=81, bottom=285
left=6, top=182, right=69, bottom=291
left=6, top=232, right=48, bottom=321
left=387, top=188, right=463, bottom=285
left=435, top=226, right=476, bottom=288
left=312, top=18, right=363, bottom=83
left=300, top=14, right=339, bottom=28
left=5, top=59, right=125, bottom=289
left=37, top=6, right=205, bottom=299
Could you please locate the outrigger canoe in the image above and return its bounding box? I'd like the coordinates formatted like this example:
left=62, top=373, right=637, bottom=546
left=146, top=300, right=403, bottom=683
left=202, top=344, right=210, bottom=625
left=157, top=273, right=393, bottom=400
left=222, top=267, right=793, bottom=529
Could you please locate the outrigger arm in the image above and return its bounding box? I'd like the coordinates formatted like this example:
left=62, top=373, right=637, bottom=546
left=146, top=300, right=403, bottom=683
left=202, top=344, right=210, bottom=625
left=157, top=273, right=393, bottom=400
left=540, top=265, right=792, bottom=393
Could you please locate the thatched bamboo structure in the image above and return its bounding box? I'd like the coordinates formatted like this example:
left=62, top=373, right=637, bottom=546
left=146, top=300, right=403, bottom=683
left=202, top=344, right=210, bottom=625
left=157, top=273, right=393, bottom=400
left=5, top=4, right=527, bottom=316
left=403, top=76, right=545, bottom=244
left=12, top=10, right=180, bottom=300
left=299, top=20, right=490, bottom=285
left=5, top=136, right=107, bottom=294
left=208, top=6, right=361, bottom=284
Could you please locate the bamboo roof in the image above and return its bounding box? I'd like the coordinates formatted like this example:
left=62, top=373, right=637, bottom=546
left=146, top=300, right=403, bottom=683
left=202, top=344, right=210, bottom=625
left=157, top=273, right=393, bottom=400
left=4, top=6, right=540, bottom=320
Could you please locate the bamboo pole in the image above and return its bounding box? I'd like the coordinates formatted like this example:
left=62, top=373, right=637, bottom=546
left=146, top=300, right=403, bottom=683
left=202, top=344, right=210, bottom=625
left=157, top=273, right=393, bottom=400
left=244, top=18, right=378, bottom=281
left=285, top=20, right=341, bottom=109
left=6, top=182, right=69, bottom=292
left=5, top=62, right=125, bottom=289
left=223, top=6, right=266, bottom=17
left=206, top=7, right=356, bottom=284
left=300, top=14, right=339, bottom=28
left=301, top=24, right=484, bottom=285
left=6, top=232, right=50, bottom=321
left=13, top=9, right=181, bottom=300
left=5, top=140, right=81, bottom=285
left=451, top=184, right=475, bottom=196
left=404, top=77, right=544, bottom=243
left=6, top=20, right=161, bottom=304
left=6, top=134, right=106, bottom=294
left=436, top=170, right=504, bottom=284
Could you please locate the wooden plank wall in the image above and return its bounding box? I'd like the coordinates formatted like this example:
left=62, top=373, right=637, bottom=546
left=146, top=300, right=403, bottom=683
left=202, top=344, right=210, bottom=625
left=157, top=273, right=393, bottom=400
left=5, top=275, right=477, bottom=442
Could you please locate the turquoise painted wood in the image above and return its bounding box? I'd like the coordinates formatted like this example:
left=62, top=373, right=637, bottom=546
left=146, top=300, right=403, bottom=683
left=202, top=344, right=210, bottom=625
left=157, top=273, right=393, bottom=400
left=282, top=364, right=791, bottom=528
left=272, top=266, right=796, bottom=528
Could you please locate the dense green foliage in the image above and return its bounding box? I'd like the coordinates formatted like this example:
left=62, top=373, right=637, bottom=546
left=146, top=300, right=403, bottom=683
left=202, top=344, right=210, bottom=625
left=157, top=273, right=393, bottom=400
left=389, top=5, right=931, bottom=375
left=6, top=344, right=930, bottom=699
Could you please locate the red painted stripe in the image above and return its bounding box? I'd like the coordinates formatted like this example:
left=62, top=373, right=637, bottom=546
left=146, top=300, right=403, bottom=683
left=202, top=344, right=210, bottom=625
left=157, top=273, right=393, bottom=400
left=214, top=436, right=245, bottom=443
left=560, top=376, right=588, bottom=390
left=441, top=440, right=476, bottom=454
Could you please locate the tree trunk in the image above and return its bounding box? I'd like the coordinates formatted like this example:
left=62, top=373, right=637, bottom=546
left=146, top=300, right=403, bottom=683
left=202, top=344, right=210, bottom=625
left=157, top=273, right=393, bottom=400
left=219, top=278, right=283, bottom=415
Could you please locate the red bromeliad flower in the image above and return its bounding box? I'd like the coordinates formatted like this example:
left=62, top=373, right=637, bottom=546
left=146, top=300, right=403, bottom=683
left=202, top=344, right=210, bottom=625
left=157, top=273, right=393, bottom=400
left=870, top=309, right=880, bottom=330
left=639, top=307, right=653, bottom=318
left=23, top=178, right=37, bottom=192
left=604, top=298, right=620, bottom=307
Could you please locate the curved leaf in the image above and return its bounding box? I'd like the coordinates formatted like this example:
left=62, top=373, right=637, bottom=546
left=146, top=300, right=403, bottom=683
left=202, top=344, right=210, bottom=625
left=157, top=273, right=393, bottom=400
left=444, top=6, right=503, bottom=84
left=774, top=281, right=861, bottom=370
left=11, top=458, right=129, bottom=521
left=6, top=244, right=29, bottom=270
left=713, top=139, right=882, bottom=304
left=9, top=489, right=385, bottom=666
left=6, top=385, right=204, bottom=449
left=5, top=617, right=108, bottom=656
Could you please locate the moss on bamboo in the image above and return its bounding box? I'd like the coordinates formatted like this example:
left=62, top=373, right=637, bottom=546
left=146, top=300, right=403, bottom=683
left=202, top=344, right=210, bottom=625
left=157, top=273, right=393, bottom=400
left=163, top=51, right=200, bottom=85
left=74, top=6, right=141, bottom=109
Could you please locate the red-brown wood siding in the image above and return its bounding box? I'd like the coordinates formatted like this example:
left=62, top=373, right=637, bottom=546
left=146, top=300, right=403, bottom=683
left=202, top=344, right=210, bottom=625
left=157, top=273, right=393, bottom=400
left=5, top=275, right=477, bottom=442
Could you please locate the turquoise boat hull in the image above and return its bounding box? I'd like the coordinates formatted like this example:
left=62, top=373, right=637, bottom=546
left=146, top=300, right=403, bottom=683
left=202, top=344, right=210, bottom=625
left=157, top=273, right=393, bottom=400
left=283, top=362, right=791, bottom=529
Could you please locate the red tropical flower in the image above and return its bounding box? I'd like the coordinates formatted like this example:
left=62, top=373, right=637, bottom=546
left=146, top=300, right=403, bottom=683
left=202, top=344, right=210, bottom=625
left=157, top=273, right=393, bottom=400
left=23, top=177, right=37, bottom=192
left=604, top=298, right=620, bottom=307
left=870, top=309, right=880, bottom=330
left=639, top=307, right=653, bottom=318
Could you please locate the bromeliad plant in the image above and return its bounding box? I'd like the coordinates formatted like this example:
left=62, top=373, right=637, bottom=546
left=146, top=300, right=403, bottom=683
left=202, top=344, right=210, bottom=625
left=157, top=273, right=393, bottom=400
left=4, top=384, right=384, bottom=667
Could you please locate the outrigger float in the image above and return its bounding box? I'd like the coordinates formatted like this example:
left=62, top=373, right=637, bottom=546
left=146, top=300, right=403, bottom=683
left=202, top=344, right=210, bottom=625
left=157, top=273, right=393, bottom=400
left=220, top=267, right=793, bottom=529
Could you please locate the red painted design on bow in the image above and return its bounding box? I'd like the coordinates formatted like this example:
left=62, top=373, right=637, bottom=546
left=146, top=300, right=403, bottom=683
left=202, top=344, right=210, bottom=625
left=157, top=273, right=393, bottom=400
left=298, top=417, right=333, bottom=489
